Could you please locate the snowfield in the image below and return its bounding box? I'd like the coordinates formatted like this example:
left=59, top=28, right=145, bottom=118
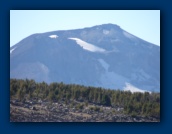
left=68, top=38, right=107, bottom=53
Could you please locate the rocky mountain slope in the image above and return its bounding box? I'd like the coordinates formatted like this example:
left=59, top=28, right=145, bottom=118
left=10, top=24, right=160, bottom=92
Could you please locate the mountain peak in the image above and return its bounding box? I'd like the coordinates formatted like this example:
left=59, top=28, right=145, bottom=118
left=92, top=23, right=120, bottom=29
left=10, top=24, right=160, bottom=92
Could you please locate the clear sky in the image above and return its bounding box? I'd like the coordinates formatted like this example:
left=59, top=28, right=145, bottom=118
left=10, top=10, right=160, bottom=47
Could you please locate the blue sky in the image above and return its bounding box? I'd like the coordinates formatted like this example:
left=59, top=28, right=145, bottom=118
left=10, top=10, right=160, bottom=47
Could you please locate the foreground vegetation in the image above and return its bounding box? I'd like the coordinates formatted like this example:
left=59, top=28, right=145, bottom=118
left=10, top=79, right=160, bottom=120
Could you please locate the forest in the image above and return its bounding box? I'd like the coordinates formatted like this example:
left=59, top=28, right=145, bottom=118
left=10, top=78, right=160, bottom=118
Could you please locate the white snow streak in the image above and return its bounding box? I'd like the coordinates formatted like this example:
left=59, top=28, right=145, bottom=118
left=49, top=35, right=58, bottom=38
left=68, top=38, right=106, bottom=53
left=98, top=59, right=109, bottom=71
left=10, top=47, right=16, bottom=54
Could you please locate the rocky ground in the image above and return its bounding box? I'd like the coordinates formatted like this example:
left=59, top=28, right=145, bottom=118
left=10, top=99, right=160, bottom=122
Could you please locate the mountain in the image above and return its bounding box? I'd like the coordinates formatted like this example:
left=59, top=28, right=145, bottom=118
left=10, top=24, right=160, bottom=92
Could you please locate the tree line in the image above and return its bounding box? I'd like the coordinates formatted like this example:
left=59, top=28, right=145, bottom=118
left=10, top=78, right=160, bottom=118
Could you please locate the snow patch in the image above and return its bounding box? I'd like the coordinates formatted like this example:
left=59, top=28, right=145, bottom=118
left=49, top=35, right=58, bottom=38
left=123, top=83, right=150, bottom=93
left=68, top=38, right=106, bottom=53
left=10, top=47, right=16, bottom=54
left=103, top=30, right=110, bottom=35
